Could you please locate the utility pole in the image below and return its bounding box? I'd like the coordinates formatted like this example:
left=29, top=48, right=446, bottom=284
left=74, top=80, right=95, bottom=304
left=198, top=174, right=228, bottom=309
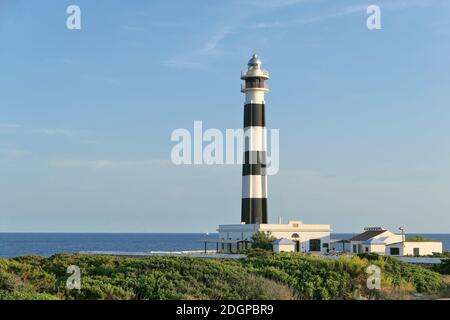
left=399, top=227, right=405, bottom=256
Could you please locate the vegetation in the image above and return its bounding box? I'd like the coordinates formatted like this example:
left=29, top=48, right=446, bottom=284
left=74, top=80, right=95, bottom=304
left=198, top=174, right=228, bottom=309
left=406, top=235, right=435, bottom=242
left=0, top=254, right=295, bottom=300
left=430, top=252, right=450, bottom=258
left=0, top=253, right=448, bottom=300
left=434, top=259, right=450, bottom=275
left=250, top=231, right=276, bottom=251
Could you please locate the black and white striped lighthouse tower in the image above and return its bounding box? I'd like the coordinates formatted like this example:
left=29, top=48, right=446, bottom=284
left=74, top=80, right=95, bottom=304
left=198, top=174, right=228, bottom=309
left=240, top=53, right=269, bottom=224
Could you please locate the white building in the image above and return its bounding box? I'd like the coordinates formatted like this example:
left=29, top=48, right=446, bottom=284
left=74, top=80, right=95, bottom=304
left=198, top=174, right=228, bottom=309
left=217, top=220, right=332, bottom=254
left=273, top=238, right=296, bottom=253
left=385, top=241, right=443, bottom=256
left=349, top=227, right=443, bottom=256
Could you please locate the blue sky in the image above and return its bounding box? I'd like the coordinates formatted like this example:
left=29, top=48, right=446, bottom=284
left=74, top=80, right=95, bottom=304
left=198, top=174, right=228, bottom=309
left=1, top=0, right=450, bottom=233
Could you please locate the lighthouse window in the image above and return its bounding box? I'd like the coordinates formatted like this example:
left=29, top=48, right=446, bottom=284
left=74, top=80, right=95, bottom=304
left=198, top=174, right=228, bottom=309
left=245, top=78, right=265, bottom=89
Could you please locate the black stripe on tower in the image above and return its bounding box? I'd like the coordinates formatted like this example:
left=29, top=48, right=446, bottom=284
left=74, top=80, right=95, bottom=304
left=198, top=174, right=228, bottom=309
left=244, top=103, right=265, bottom=127
left=242, top=151, right=267, bottom=175
left=242, top=164, right=267, bottom=176
left=242, top=198, right=268, bottom=224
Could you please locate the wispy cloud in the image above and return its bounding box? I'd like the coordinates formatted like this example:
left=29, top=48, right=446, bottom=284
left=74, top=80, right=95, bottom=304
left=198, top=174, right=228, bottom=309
left=242, top=0, right=308, bottom=8
left=81, top=73, right=121, bottom=86
left=251, top=0, right=440, bottom=29
left=203, top=27, right=232, bottom=53
left=50, top=159, right=170, bottom=170
left=164, top=0, right=314, bottom=69
left=164, top=27, right=233, bottom=69
left=250, top=4, right=369, bottom=30
left=122, top=25, right=144, bottom=32
left=79, top=139, right=101, bottom=145
left=2, top=123, right=95, bottom=145
left=62, top=57, right=73, bottom=65
left=23, top=128, right=90, bottom=138
left=165, top=0, right=441, bottom=72
left=0, top=146, right=26, bottom=159
left=1, top=123, right=87, bottom=138
left=38, top=129, right=79, bottom=137
left=0, top=123, right=21, bottom=129
left=162, top=0, right=348, bottom=69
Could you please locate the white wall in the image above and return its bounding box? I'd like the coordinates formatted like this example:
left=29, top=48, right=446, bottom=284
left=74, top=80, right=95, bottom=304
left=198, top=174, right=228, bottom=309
left=387, top=242, right=443, bottom=256
left=269, top=231, right=330, bottom=253
left=273, top=243, right=296, bottom=253
left=360, top=244, right=386, bottom=254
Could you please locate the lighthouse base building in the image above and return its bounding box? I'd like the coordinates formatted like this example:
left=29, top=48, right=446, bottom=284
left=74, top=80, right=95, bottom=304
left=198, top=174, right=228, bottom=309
left=217, top=221, right=332, bottom=254
left=213, top=54, right=331, bottom=254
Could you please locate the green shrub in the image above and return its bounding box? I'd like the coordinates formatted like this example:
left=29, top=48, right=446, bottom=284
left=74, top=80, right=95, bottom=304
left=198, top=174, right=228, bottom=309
left=251, top=232, right=276, bottom=251
left=433, top=259, right=450, bottom=275
left=0, top=253, right=446, bottom=300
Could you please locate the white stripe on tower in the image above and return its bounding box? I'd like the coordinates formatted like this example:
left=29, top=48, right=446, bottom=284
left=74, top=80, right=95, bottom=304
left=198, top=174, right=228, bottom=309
left=240, top=53, right=270, bottom=224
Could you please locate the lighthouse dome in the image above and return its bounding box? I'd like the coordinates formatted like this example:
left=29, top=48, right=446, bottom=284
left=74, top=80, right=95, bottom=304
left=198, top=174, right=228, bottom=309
left=248, top=54, right=262, bottom=68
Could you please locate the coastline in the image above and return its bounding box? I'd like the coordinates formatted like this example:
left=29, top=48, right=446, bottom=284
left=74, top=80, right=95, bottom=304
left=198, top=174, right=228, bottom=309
left=1, top=233, right=448, bottom=259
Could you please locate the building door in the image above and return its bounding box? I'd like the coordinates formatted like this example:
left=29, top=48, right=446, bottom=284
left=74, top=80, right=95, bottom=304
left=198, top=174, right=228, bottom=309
left=291, top=234, right=300, bottom=252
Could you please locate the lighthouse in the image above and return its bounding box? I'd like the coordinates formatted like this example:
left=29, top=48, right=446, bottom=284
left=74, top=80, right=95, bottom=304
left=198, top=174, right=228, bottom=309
left=214, top=54, right=332, bottom=254
left=240, top=53, right=270, bottom=224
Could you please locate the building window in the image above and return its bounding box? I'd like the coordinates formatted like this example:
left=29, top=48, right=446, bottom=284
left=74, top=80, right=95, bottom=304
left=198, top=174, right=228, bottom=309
left=365, top=247, right=369, bottom=253
left=390, top=247, right=400, bottom=256
left=309, top=239, right=321, bottom=252
left=353, top=244, right=357, bottom=253
left=413, top=248, right=420, bottom=256
left=291, top=233, right=300, bottom=238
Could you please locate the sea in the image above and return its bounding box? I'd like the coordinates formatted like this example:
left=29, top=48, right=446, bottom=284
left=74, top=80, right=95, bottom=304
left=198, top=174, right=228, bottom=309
left=0, top=233, right=449, bottom=258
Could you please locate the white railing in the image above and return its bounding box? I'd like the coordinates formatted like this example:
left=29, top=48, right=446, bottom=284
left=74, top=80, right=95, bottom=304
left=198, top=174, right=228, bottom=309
left=261, top=69, right=270, bottom=77
left=241, top=69, right=270, bottom=78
